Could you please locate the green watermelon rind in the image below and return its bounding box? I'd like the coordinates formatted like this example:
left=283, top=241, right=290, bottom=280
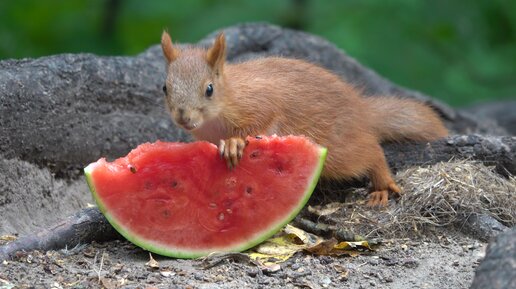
left=84, top=145, right=327, bottom=259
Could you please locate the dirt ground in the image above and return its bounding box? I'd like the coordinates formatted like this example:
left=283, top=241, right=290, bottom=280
left=0, top=230, right=485, bottom=289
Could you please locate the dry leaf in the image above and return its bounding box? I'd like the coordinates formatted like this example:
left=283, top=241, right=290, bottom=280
left=284, top=224, right=321, bottom=246
left=247, top=225, right=374, bottom=265
left=145, top=253, right=159, bottom=269
left=308, top=202, right=344, bottom=216
left=100, top=277, right=117, bottom=289
left=0, top=235, right=17, bottom=242
left=304, top=238, right=338, bottom=255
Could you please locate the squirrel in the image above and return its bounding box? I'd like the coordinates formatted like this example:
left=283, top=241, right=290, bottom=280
left=160, top=31, right=448, bottom=207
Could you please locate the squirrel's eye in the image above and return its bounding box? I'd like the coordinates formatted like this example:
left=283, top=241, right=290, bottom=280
left=205, top=83, right=213, bottom=97
left=162, top=85, right=167, bottom=94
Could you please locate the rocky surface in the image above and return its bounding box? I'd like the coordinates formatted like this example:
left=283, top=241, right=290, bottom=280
left=471, top=227, right=516, bottom=289
left=463, top=100, right=516, bottom=135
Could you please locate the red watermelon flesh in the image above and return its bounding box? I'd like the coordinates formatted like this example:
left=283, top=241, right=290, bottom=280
left=84, top=135, right=327, bottom=258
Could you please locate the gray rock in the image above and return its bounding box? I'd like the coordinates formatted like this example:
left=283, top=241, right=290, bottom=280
left=0, top=51, right=188, bottom=178
left=463, top=100, right=516, bottom=135
left=457, top=214, right=509, bottom=242
left=471, top=227, right=516, bottom=289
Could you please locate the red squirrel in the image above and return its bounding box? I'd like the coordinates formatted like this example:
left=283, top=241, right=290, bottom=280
left=160, top=31, right=448, bottom=207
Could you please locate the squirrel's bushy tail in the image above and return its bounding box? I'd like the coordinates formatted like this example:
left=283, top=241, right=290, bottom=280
left=364, top=96, right=448, bottom=142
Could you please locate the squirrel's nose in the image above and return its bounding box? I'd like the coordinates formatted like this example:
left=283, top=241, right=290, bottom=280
left=176, top=109, right=191, bottom=124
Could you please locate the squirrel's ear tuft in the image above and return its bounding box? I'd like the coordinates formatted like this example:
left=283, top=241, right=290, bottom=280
left=206, top=33, right=226, bottom=71
left=161, top=30, right=179, bottom=63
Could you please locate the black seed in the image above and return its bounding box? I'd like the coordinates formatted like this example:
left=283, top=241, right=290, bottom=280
left=223, top=199, right=233, bottom=208
left=245, top=187, right=253, bottom=194
left=255, top=135, right=262, bottom=139
left=128, top=165, right=137, bottom=173
left=250, top=151, right=260, bottom=158
left=162, top=210, right=170, bottom=218
left=170, top=181, right=178, bottom=188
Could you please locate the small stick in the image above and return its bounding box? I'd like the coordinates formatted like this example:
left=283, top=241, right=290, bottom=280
left=0, top=207, right=121, bottom=261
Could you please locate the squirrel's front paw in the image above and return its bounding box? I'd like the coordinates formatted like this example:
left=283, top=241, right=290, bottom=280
left=219, top=137, right=246, bottom=169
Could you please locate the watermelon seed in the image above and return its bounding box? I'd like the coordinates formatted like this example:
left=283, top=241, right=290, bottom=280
left=218, top=212, right=225, bottom=221
left=128, top=165, right=137, bottom=173
left=226, top=208, right=233, bottom=214
left=225, top=177, right=237, bottom=187
left=170, top=181, right=178, bottom=188
left=223, top=199, right=233, bottom=208
left=162, top=209, right=171, bottom=218
left=245, top=186, right=253, bottom=195
left=255, top=135, right=262, bottom=139
left=209, top=203, right=217, bottom=208
left=250, top=150, right=260, bottom=158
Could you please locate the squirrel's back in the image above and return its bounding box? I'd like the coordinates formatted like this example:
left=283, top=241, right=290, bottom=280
left=223, top=57, right=447, bottom=142
left=223, top=57, right=370, bottom=142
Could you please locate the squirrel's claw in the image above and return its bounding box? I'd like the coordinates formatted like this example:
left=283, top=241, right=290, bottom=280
left=218, top=139, right=226, bottom=159
left=388, top=182, right=402, bottom=197
left=220, top=137, right=246, bottom=169
left=366, top=182, right=402, bottom=207
left=366, top=190, right=389, bottom=207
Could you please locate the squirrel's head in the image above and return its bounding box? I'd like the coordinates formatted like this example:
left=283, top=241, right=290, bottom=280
left=161, top=31, right=226, bottom=131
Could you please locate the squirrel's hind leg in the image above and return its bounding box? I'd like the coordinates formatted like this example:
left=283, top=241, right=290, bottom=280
left=367, top=145, right=401, bottom=207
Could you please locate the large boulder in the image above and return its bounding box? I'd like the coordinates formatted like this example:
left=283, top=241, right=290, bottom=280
left=471, top=227, right=516, bottom=289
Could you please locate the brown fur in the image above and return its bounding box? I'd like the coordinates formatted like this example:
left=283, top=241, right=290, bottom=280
left=160, top=31, right=448, bottom=207
left=161, top=31, right=179, bottom=63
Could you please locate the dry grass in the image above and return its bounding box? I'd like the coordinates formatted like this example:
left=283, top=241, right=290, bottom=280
left=396, top=161, right=514, bottom=221
left=381, top=161, right=515, bottom=237
left=313, top=160, right=516, bottom=239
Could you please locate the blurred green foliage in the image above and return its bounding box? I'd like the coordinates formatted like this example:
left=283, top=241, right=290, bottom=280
left=1, top=0, right=515, bottom=106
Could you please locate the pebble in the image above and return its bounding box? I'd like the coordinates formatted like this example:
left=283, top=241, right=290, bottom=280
left=258, top=278, right=270, bottom=285
left=193, top=272, right=203, bottom=280
left=383, top=257, right=398, bottom=266
left=247, top=269, right=258, bottom=278
left=401, top=258, right=419, bottom=268
left=319, top=256, right=333, bottom=265
left=320, top=276, right=332, bottom=287
left=160, top=271, right=175, bottom=277
left=385, top=276, right=394, bottom=283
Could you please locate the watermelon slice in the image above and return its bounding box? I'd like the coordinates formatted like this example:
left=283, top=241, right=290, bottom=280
left=84, top=135, right=326, bottom=258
